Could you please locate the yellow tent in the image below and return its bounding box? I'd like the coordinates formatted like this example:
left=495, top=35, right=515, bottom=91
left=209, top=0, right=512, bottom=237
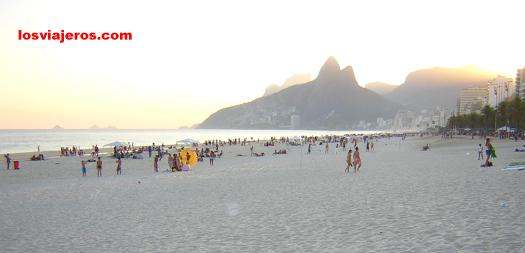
left=179, top=149, right=198, bottom=166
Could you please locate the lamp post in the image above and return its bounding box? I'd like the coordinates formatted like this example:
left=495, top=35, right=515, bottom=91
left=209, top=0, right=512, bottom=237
left=494, top=86, right=497, bottom=135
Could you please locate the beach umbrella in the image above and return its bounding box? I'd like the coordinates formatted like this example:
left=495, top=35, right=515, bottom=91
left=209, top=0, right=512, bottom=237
left=176, top=138, right=199, bottom=146
left=104, top=141, right=128, bottom=147
left=179, top=149, right=198, bottom=166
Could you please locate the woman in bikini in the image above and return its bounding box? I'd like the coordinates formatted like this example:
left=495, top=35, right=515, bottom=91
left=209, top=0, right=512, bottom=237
left=345, top=149, right=352, bottom=173
left=96, top=157, right=103, bottom=177
left=353, top=146, right=361, bottom=172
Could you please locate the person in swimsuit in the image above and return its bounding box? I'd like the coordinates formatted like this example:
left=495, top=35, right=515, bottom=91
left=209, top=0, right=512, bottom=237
left=345, top=150, right=353, bottom=173
left=81, top=160, right=87, bottom=176
left=116, top=157, right=122, bottom=175
left=484, top=138, right=494, bottom=167
left=96, top=157, right=102, bottom=177
left=210, top=151, right=215, bottom=166
left=353, top=146, right=361, bottom=172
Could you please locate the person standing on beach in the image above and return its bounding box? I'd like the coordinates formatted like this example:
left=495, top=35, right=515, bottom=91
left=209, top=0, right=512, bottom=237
left=484, top=138, right=496, bottom=167
left=325, top=143, right=329, bottom=154
left=210, top=151, right=215, bottom=166
left=477, top=144, right=484, bottom=160
left=116, top=157, right=122, bottom=175
left=96, top=157, right=103, bottom=177
left=153, top=155, right=159, bottom=172
left=4, top=154, right=11, bottom=170
left=307, top=144, right=311, bottom=154
left=148, top=146, right=152, bottom=158
left=81, top=160, right=87, bottom=176
left=353, top=147, right=361, bottom=172
left=345, top=150, right=353, bottom=173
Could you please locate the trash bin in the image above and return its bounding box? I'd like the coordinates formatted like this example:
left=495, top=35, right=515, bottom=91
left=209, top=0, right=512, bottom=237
left=13, top=161, right=20, bottom=170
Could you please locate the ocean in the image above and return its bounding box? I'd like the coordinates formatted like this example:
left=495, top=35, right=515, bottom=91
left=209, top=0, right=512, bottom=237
left=0, top=129, right=379, bottom=154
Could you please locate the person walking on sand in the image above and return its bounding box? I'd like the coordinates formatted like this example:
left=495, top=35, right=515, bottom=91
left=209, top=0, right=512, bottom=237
left=81, top=160, right=87, bottom=176
left=96, top=157, right=103, bottom=177
left=4, top=153, right=11, bottom=170
left=353, top=146, right=361, bottom=172
left=116, top=157, right=122, bottom=175
left=345, top=149, right=353, bottom=173
left=484, top=138, right=496, bottom=167
left=153, top=155, right=159, bottom=172
left=325, top=143, right=329, bottom=154
left=477, top=143, right=484, bottom=160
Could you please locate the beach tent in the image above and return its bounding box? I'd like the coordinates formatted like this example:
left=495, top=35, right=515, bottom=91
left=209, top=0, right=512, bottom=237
left=498, top=126, right=515, bottom=132
left=104, top=141, right=128, bottom=147
left=179, top=149, right=198, bottom=166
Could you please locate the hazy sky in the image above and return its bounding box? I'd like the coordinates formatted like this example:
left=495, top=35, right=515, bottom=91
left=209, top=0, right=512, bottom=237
left=1, top=0, right=524, bottom=129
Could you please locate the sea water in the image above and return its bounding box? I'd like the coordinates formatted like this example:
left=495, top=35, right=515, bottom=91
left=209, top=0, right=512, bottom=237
left=0, top=129, right=379, bottom=153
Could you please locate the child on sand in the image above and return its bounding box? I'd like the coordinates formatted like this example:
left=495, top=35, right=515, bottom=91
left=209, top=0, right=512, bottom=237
left=96, top=157, right=102, bottom=177
left=477, top=144, right=484, bottom=160
left=116, top=157, right=122, bottom=175
left=353, top=146, right=361, bottom=172
left=345, top=150, right=353, bottom=173
left=81, top=160, right=87, bottom=176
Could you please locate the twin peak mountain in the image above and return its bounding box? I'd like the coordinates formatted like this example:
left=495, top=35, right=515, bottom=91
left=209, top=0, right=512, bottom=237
left=198, top=57, right=400, bottom=129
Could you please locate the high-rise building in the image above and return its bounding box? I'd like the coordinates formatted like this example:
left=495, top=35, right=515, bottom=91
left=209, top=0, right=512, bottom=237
left=290, top=115, right=300, bottom=129
left=457, top=86, right=487, bottom=115
left=487, top=76, right=515, bottom=107
left=517, top=68, right=525, bottom=100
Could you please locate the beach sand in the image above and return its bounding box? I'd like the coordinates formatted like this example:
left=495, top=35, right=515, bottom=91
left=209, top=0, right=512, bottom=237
left=0, top=137, right=524, bottom=252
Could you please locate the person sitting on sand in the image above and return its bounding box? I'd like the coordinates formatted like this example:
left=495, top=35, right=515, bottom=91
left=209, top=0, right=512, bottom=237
left=96, top=157, right=102, bottom=177
left=345, top=149, right=352, bottom=173
left=353, top=147, right=361, bottom=172
left=422, top=144, right=430, bottom=151
left=81, top=160, right=87, bottom=177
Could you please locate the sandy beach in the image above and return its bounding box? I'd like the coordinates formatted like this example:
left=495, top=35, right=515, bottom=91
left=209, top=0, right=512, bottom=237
left=0, top=136, right=524, bottom=252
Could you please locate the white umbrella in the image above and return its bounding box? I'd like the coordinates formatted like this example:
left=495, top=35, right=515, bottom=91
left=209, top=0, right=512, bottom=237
left=176, top=138, right=199, bottom=146
left=290, top=136, right=302, bottom=142
left=104, top=141, right=128, bottom=147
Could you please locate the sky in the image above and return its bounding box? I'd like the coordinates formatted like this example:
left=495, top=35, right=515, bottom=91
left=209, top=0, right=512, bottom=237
left=1, top=0, right=524, bottom=129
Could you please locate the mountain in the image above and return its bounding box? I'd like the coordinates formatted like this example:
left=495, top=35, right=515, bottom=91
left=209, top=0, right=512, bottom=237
left=263, top=74, right=312, bottom=96
left=386, top=66, right=497, bottom=110
left=51, top=125, right=63, bottom=130
left=198, top=57, right=401, bottom=129
left=365, top=82, right=397, bottom=96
